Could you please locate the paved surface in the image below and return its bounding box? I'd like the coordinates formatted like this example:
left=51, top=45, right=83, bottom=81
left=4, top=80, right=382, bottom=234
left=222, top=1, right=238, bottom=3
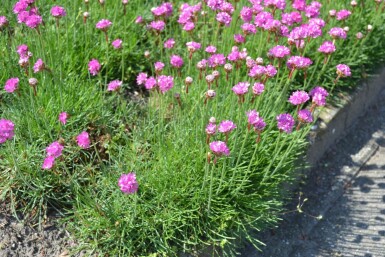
left=241, top=88, right=385, bottom=257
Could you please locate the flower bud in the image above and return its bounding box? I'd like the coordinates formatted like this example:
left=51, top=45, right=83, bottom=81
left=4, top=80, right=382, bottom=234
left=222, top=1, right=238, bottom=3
left=329, top=10, right=336, bottom=17
left=205, top=74, right=215, bottom=83
left=224, top=63, right=233, bottom=72
left=28, top=78, right=38, bottom=87
left=144, top=50, right=150, bottom=59
left=185, top=76, right=193, bottom=85
left=343, top=26, right=349, bottom=32
left=206, top=90, right=216, bottom=98
left=367, top=25, right=373, bottom=31
left=209, top=117, right=216, bottom=123
left=356, top=32, right=363, bottom=39
left=350, top=0, right=357, bottom=7
left=255, top=57, right=263, bottom=65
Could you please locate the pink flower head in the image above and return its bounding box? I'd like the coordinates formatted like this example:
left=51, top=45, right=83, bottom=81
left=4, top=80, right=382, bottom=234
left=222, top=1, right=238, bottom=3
left=205, top=45, right=217, bottom=54
left=107, top=80, right=122, bottom=92
left=220, top=2, right=235, bottom=14
left=264, top=0, right=286, bottom=10
left=254, top=11, right=274, bottom=28
left=248, top=65, right=266, bottom=79
left=216, top=12, right=232, bottom=27
left=88, top=59, right=101, bottom=76
left=310, top=86, right=328, bottom=106
left=281, top=12, right=302, bottom=26
left=0, top=16, right=9, bottom=28
left=263, top=19, right=281, bottom=32
left=329, top=27, right=347, bottom=39
left=298, top=109, right=313, bottom=123
left=157, top=75, right=174, bottom=93
left=218, top=120, right=236, bottom=134
left=170, top=55, right=183, bottom=68
left=25, top=14, right=43, bottom=28
left=288, top=90, right=310, bottom=105
left=287, top=56, right=313, bottom=70
left=276, top=113, right=295, bottom=133
left=135, top=16, right=143, bottom=24
left=96, top=19, right=112, bottom=31
left=164, top=38, right=175, bottom=49
left=149, top=20, right=165, bottom=31
left=136, top=72, right=148, bottom=85
left=209, top=141, right=230, bottom=156
left=241, top=23, right=257, bottom=35
left=111, top=39, right=123, bottom=49
left=246, top=110, right=260, bottom=126
left=240, top=6, right=253, bottom=22
left=265, top=64, right=277, bottom=77
left=0, top=119, right=15, bottom=143
left=234, top=34, right=245, bottom=44
left=59, top=112, right=68, bottom=125
left=46, top=141, right=64, bottom=158
left=268, top=45, right=290, bottom=59
left=309, top=18, right=326, bottom=28
left=186, top=41, right=201, bottom=53
left=336, top=10, right=351, bottom=21
left=42, top=156, right=55, bottom=170
left=208, top=54, right=226, bottom=68
left=154, top=61, right=165, bottom=72
left=33, top=58, right=45, bottom=73
left=4, top=78, right=20, bottom=93
left=118, top=172, right=139, bottom=194
left=252, top=83, right=265, bottom=95
left=232, top=82, right=250, bottom=95
left=292, top=0, right=306, bottom=11
left=144, top=76, right=157, bottom=90
left=318, top=41, right=336, bottom=55
left=17, top=44, right=29, bottom=57
left=76, top=131, right=91, bottom=149
left=13, top=1, right=28, bottom=14
left=182, top=21, right=195, bottom=31
left=336, top=64, right=351, bottom=77
left=205, top=123, right=217, bottom=135
left=51, top=6, right=66, bottom=18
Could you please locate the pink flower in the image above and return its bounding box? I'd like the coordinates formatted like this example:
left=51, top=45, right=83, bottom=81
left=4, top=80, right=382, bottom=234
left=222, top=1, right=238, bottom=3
left=33, top=58, right=45, bottom=73
left=288, top=90, right=310, bottom=105
left=186, top=41, right=201, bottom=53
left=234, top=34, right=245, bottom=44
left=144, top=76, right=157, bottom=90
left=107, top=80, right=122, bottom=91
left=241, top=23, right=256, bottom=35
left=218, top=120, right=236, bottom=133
left=268, top=45, right=290, bottom=59
left=76, top=131, right=91, bottom=149
left=205, top=123, right=217, bottom=135
left=292, top=0, right=306, bottom=11
left=248, top=65, right=266, bottom=79
left=13, top=1, right=28, bottom=14
left=216, top=12, right=232, bottom=27
left=329, top=27, right=347, bottom=39
left=136, top=72, right=148, bottom=85
left=205, top=45, right=217, bottom=54
left=183, top=22, right=195, bottom=31
left=318, top=41, right=336, bottom=55
left=46, top=141, right=64, bottom=158
left=0, top=16, right=8, bottom=28
left=287, top=56, right=313, bottom=70
left=149, top=20, right=165, bottom=31
left=336, top=10, right=351, bottom=21
left=276, top=113, right=295, bottom=133
left=164, top=38, right=175, bottom=49
left=135, top=16, right=143, bottom=24
left=51, top=6, right=66, bottom=18
left=88, top=59, right=101, bottom=76
left=208, top=54, right=226, bottom=68
left=298, top=109, right=313, bottom=123
left=157, top=75, right=174, bottom=93
left=265, top=64, right=277, bottom=77
left=170, top=55, right=184, bottom=68
left=154, top=61, right=165, bottom=72
left=4, top=78, right=20, bottom=93
left=336, top=64, right=351, bottom=77
left=118, top=172, right=139, bottom=194
left=16, top=44, right=29, bottom=57
left=25, top=14, right=42, bottom=28
left=240, top=6, right=253, bottom=22
left=111, top=39, right=123, bottom=49
left=209, top=141, right=230, bottom=156
left=42, top=156, right=55, bottom=170
left=232, top=82, right=249, bottom=95
left=252, top=83, right=265, bottom=95
left=0, top=119, right=15, bottom=144
left=310, top=86, right=328, bottom=106
left=96, top=19, right=112, bottom=31
left=59, top=112, right=68, bottom=125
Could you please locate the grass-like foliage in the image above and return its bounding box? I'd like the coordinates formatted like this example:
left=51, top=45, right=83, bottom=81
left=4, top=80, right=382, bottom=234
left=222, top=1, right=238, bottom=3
left=1, top=0, right=385, bottom=256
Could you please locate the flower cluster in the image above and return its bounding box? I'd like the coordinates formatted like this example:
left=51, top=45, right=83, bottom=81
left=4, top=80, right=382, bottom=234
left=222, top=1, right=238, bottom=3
left=13, top=0, right=43, bottom=29
left=118, top=172, right=139, bottom=194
